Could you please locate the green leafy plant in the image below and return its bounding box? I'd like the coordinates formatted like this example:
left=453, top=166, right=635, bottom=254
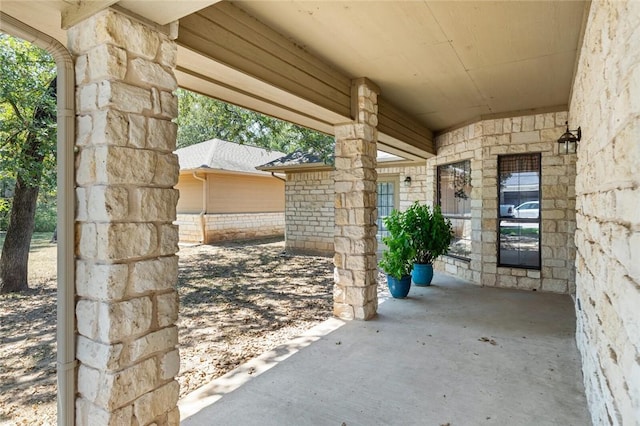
left=405, top=202, right=453, bottom=265
left=0, top=198, right=9, bottom=231
left=378, top=209, right=415, bottom=279
left=176, top=88, right=334, bottom=162
left=34, top=202, right=56, bottom=232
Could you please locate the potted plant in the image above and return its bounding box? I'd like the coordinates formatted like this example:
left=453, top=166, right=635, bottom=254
left=405, top=202, right=453, bottom=286
left=378, top=209, right=415, bottom=298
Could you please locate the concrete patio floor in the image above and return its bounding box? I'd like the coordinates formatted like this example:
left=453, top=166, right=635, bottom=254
left=180, top=273, right=590, bottom=426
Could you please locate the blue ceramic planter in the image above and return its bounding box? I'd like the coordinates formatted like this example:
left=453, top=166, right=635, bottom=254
left=412, top=263, right=434, bottom=286
left=387, top=275, right=411, bottom=298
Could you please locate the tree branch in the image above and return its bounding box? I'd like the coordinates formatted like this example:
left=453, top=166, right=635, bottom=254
left=5, top=97, right=26, bottom=126
left=0, top=130, right=23, bottom=149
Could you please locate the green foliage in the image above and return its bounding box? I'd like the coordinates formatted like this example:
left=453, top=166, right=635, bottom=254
left=33, top=184, right=57, bottom=233
left=1, top=186, right=58, bottom=232
left=34, top=201, right=56, bottom=232
left=404, top=202, right=453, bottom=264
left=176, top=89, right=334, bottom=162
left=378, top=209, right=415, bottom=279
left=0, top=33, right=57, bottom=234
left=0, top=34, right=57, bottom=194
left=500, top=226, right=539, bottom=237
left=0, top=198, right=9, bottom=230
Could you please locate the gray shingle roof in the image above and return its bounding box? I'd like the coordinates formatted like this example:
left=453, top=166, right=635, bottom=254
left=257, top=150, right=405, bottom=171
left=175, top=139, right=286, bottom=175
left=257, top=151, right=328, bottom=169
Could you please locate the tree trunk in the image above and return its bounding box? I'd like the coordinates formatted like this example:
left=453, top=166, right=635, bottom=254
left=0, top=177, right=39, bottom=293
left=0, top=77, right=55, bottom=294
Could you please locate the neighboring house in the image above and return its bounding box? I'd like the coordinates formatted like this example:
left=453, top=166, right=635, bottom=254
left=175, top=139, right=286, bottom=243
left=257, top=151, right=427, bottom=256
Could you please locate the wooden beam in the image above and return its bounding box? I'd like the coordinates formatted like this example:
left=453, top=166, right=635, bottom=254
left=117, top=0, right=221, bottom=26
left=175, top=64, right=338, bottom=135
left=378, top=133, right=434, bottom=161
left=176, top=2, right=435, bottom=159
left=61, top=0, right=120, bottom=29
left=178, top=2, right=352, bottom=119
left=378, top=98, right=435, bottom=156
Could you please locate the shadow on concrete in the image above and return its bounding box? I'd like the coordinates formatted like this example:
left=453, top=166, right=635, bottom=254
left=180, top=273, right=590, bottom=426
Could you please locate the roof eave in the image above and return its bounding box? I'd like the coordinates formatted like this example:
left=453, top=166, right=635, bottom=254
left=180, top=167, right=277, bottom=177
left=256, top=162, right=335, bottom=173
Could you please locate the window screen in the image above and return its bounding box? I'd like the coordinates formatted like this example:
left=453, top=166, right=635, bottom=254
left=376, top=180, right=396, bottom=242
left=437, top=160, right=472, bottom=259
left=498, top=154, right=541, bottom=269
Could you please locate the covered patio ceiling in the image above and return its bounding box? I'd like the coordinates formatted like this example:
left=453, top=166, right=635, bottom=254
left=231, top=1, right=587, bottom=132
left=2, top=0, right=588, bottom=159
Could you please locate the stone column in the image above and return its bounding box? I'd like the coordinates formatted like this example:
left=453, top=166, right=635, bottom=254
left=333, top=78, right=380, bottom=320
left=68, top=9, right=180, bottom=425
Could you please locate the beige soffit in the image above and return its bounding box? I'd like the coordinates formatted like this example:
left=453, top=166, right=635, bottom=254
left=231, top=0, right=586, bottom=131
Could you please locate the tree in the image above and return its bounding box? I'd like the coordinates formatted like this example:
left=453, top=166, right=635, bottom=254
left=0, top=34, right=56, bottom=293
left=176, top=89, right=334, bottom=162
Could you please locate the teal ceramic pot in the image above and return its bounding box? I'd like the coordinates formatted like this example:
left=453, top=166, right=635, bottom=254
left=412, top=263, right=434, bottom=286
left=387, top=274, right=411, bottom=298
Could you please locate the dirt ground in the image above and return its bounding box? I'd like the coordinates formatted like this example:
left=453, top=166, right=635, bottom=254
left=175, top=238, right=335, bottom=396
left=0, top=234, right=58, bottom=426
left=0, top=237, right=340, bottom=426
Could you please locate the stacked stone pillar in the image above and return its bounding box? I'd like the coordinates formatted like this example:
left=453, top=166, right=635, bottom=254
left=333, top=78, right=380, bottom=320
left=68, top=9, right=180, bottom=425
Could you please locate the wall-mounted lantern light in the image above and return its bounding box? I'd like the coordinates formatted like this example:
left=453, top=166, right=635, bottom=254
left=557, top=121, right=581, bottom=154
left=404, top=176, right=412, bottom=187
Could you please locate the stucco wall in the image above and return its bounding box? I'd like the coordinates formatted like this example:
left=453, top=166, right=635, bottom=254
left=428, top=111, right=577, bottom=293
left=175, top=173, right=203, bottom=213
left=176, top=171, right=285, bottom=243
left=569, top=1, right=640, bottom=423
left=207, top=173, right=284, bottom=213
left=176, top=172, right=284, bottom=215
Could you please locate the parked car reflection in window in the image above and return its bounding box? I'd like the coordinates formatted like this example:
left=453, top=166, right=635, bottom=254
left=513, top=201, right=539, bottom=218
left=500, top=204, right=514, bottom=217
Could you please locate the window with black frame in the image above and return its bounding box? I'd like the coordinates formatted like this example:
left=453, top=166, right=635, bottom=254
left=437, top=160, right=471, bottom=260
left=376, top=178, right=397, bottom=243
left=498, top=154, right=541, bottom=269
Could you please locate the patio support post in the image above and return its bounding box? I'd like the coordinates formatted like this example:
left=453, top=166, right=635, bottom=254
left=68, top=9, right=181, bottom=425
left=333, top=78, right=380, bottom=320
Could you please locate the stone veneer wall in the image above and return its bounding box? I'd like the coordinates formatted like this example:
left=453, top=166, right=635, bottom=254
left=333, top=79, right=379, bottom=320
left=378, top=164, right=428, bottom=211
left=176, top=212, right=284, bottom=243
left=70, top=10, right=180, bottom=425
left=175, top=215, right=201, bottom=243
left=569, top=1, right=640, bottom=424
left=428, top=111, right=577, bottom=293
left=283, top=164, right=427, bottom=256
left=285, top=171, right=334, bottom=256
